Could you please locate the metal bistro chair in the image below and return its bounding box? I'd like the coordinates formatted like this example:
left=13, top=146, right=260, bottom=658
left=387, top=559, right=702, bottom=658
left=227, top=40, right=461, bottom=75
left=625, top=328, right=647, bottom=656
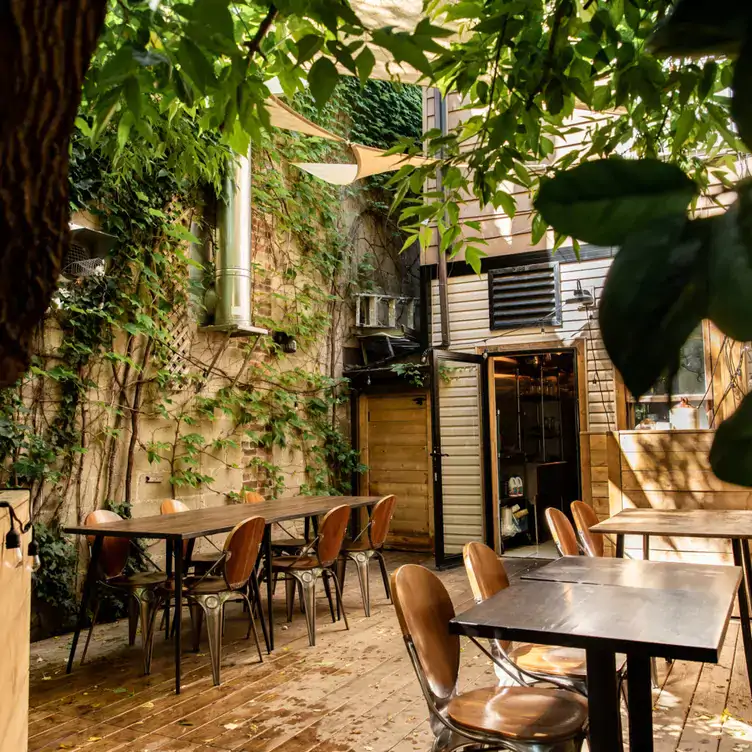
left=463, top=541, right=589, bottom=692
left=336, top=494, right=396, bottom=616
left=545, top=508, right=581, bottom=557
left=80, top=510, right=167, bottom=674
left=570, top=501, right=604, bottom=558
left=270, top=504, right=351, bottom=646
left=392, top=564, right=588, bottom=752
left=158, top=516, right=266, bottom=686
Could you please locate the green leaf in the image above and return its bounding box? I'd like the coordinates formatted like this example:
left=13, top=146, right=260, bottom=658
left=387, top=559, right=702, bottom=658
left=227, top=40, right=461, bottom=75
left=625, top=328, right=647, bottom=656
left=672, top=109, right=694, bottom=153
left=732, top=39, right=752, bottom=152
left=355, top=47, right=375, bottom=85
left=308, top=58, right=339, bottom=109
left=535, top=159, right=698, bottom=246
left=175, top=38, right=216, bottom=92
left=707, top=204, right=752, bottom=341
left=123, top=76, right=141, bottom=119
left=371, top=28, right=433, bottom=78
left=99, top=46, right=137, bottom=86
left=599, top=215, right=707, bottom=398
left=296, top=34, right=323, bottom=65
left=493, top=190, right=516, bottom=218
left=531, top=213, right=547, bottom=245
left=710, top=394, right=752, bottom=486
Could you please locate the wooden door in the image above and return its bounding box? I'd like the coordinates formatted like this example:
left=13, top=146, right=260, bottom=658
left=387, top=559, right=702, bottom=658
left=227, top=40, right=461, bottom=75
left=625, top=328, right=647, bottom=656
left=359, top=392, right=433, bottom=550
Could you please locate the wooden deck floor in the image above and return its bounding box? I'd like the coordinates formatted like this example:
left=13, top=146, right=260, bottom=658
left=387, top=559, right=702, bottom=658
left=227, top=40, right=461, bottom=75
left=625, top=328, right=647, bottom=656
left=28, top=553, right=752, bottom=752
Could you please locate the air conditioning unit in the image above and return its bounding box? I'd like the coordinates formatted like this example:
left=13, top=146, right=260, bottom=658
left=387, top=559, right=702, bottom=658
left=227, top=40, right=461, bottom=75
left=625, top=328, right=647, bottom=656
left=61, top=223, right=116, bottom=280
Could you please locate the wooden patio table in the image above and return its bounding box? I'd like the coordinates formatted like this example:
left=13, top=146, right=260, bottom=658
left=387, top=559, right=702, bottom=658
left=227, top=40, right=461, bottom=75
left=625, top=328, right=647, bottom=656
left=64, top=495, right=380, bottom=694
left=450, top=562, right=740, bottom=752
left=591, top=508, right=752, bottom=695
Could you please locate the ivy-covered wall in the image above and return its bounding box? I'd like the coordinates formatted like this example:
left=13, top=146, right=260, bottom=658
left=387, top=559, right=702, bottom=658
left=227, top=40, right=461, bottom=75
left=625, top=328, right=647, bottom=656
left=0, top=78, right=421, bottom=639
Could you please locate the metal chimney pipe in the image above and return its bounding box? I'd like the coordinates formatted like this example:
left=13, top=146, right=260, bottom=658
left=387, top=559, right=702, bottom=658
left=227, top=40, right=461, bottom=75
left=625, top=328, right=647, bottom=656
left=215, top=146, right=253, bottom=331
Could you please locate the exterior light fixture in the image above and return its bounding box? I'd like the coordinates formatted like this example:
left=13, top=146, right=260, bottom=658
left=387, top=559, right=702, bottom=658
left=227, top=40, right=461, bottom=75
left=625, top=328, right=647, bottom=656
left=3, top=527, right=22, bottom=569
left=272, top=332, right=298, bottom=354
left=565, top=280, right=595, bottom=309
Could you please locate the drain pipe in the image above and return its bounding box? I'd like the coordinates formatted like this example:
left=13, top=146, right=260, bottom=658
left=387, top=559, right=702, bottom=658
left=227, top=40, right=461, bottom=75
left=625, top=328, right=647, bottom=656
left=435, top=89, right=450, bottom=348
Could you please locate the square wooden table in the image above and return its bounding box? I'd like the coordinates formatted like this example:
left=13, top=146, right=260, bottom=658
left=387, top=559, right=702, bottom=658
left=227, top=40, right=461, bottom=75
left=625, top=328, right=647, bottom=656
left=64, top=495, right=381, bottom=693
left=450, top=563, right=740, bottom=752
left=591, top=508, right=752, bottom=695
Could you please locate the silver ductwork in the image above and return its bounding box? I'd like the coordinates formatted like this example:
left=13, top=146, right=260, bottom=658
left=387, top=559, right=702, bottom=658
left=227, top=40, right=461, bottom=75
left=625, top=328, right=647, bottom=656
left=202, top=146, right=267, bottom=337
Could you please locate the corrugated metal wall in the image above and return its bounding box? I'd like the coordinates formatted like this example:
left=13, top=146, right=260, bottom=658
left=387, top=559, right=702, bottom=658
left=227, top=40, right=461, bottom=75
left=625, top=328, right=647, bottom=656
left=430, top=257, right=617, bottom=432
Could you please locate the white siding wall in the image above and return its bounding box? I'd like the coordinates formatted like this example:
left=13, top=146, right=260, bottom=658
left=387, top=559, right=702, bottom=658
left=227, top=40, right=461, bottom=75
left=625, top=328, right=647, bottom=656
left=431, top=257, right=617, bottom=432
left=438, top=362, right=483, bottom=554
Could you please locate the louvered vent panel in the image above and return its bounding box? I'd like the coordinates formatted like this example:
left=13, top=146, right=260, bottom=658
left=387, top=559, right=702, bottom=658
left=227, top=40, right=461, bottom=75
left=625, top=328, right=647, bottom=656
left=488, top=262, right=562, bottom=330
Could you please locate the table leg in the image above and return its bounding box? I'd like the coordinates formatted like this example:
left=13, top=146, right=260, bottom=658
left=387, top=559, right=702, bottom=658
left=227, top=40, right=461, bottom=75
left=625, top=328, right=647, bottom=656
left=643, top=535, right=650, bottom=560
left=165, top=539, right=173, bottom=640
left=67, top=536, right=103, bottom=674
left=265, top=525, right=274, bottom=651
left=616, top=534, right=625, bottom=558
left=732, top=539, right=752, bottom=695
left=174, top=538, right=183, bottom=694
left=627, top=653, right=654, bottom=752
left=585, top=647, right=621, bottom=752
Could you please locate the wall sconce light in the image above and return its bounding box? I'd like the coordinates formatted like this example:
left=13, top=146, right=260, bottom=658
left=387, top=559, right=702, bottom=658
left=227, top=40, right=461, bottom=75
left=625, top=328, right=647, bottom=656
left=272, top=331, right=298, bottom=354
left=1, top=501, right=39, bottom=572
left=565, top=280, right=595, bottom=309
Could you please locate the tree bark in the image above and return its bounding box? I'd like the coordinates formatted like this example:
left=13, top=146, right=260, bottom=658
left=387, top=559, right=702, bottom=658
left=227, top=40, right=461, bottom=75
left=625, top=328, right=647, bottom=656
left=0, top=1, right=107, bottom=387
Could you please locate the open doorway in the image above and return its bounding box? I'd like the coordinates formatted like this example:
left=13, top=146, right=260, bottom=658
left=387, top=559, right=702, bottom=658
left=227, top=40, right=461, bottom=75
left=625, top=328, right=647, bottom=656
left=492, top=349, right=581, bottom=554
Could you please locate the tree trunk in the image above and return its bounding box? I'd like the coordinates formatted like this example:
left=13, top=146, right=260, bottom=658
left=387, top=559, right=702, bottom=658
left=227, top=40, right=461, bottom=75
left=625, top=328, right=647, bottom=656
left=0, top=1, right=106, bottom=387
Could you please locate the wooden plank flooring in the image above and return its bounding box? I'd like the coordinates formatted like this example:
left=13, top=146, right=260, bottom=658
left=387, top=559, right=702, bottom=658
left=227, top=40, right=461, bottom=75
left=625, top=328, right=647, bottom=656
left=28, top=553, right=752, bottom=751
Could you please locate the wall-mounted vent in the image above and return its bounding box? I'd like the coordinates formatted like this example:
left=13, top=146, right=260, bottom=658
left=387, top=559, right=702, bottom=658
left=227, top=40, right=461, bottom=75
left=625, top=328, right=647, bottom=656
left=488, top=262, right=562, bottom=330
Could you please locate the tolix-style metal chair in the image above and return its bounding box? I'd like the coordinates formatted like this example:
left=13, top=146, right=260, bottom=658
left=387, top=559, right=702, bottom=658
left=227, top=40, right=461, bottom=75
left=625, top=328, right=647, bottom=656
left=270, top=504, right=351, bottom=646
left=336, top=494, right=396, bottom=616
left=80, top=510, right=166, bottom=674
left=545, top=508, right=581, bottom=557
left=159, top=515, right=266, bottom=686
left=463, top=541, right=590, bottom=692
left=570, top=501, right=604, bottom=558
left=392, top=563, right=589, bottom=752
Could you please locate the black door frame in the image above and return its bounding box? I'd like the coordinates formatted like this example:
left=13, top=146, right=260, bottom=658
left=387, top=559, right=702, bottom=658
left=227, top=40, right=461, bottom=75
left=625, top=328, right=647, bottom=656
left=430, top=349, right=494, bottom=569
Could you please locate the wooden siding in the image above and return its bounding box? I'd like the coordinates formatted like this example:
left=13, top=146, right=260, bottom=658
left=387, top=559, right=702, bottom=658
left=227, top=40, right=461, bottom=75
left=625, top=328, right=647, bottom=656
left=603, top=430, right=752, bottom=564
left=358, top=393, right=433, bottom=550
left=438, top=362, right=484, bottom=554
left=430, top=257, right=617, bottom=432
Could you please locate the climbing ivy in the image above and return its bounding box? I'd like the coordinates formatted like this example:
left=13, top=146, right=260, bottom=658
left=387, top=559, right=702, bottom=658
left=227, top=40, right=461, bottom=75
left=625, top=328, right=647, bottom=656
left=0, top=74, right=420, bottom=635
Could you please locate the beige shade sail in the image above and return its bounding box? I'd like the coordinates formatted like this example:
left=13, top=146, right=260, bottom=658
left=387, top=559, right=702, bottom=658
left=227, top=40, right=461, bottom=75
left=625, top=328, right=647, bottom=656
left=263, top=95, right=433, bottom=184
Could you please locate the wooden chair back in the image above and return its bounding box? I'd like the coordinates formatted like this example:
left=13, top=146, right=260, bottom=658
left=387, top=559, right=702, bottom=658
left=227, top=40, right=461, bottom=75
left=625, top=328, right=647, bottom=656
left=243, top=490, right=264, bottom=504
left=84, top=510, right=129, bottom=579
left=160, top=499, right=190, bottom=557
left=463, top=541, right=509, bottom=602
left=223, top=516, right=266, bottom=590
left=368, top=495, right=396, bottom=548
left=545, top=507, right=580, bottom=556
left=160, top=499, right=189, bottom=514
left=316, top=504, right=351, bottom=567
left=571, top=500, right=604, bottom=557
left=391, top=564, right=459, bottom=701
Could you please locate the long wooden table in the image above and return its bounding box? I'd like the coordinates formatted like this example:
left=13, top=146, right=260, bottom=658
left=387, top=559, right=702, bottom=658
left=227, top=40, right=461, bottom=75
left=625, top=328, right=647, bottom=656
left=451, top=559, right=740, bottom=752
left=64, top=495, right=381, bottom=693
left=591, top=508, right=752, bottom=695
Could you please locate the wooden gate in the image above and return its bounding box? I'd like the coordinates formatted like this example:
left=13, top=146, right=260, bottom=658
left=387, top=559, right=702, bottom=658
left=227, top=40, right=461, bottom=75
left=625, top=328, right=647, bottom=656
left=358, top=392, right=433, bottom=550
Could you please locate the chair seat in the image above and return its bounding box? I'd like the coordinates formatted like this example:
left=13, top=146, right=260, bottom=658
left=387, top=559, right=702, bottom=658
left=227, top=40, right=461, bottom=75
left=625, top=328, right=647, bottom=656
left=270, top=538, right=308, bottom=551
left=341, top=538, right=375, bottom=553
left=109, top=571, right=168, bottom=588
left=509, top=644, right=588, bottom=678
left=271, top=555, right=320, bottom=570
left=184, top=576, right=232, bottom=595
left=446, top=685, right=588, bottom=744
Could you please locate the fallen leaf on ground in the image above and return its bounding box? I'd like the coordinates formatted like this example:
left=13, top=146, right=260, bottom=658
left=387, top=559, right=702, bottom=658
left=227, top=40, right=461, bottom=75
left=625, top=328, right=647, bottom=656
left=224, top=723, right=241, bottom=730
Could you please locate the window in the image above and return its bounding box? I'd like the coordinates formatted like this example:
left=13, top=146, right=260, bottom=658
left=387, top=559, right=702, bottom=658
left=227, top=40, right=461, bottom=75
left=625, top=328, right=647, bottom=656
left=628, top=327, right=712, bottom=429
left=488, top=262, right=562, bottom=330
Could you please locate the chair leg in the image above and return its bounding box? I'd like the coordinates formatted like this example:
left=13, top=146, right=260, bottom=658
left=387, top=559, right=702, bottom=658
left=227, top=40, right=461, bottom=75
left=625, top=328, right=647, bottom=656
left=351, top=554, right=371, bottom=617
left=80, top=599, right=101, bottom=666
left=375, top=551, right=391, bottom=602
left=196, top=595, right=224, bottom=686
left=336, top=557, right=347, bottom=620
left=284, top=574, right=296, bottom=623
left=241, top=593, right=264, bottom=664
left=136, top=590, right=160, bottom=675
left=189, top=601, right=203, bottom=652
left=298, top=574, right=317, bottom=647
left=322, top=571, right=336, bottom=623
left=128, top=597, right=138, bottom=646
left=328, top=569, right=349, bottom=631
left=251, top=571, right=270, bottom=653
